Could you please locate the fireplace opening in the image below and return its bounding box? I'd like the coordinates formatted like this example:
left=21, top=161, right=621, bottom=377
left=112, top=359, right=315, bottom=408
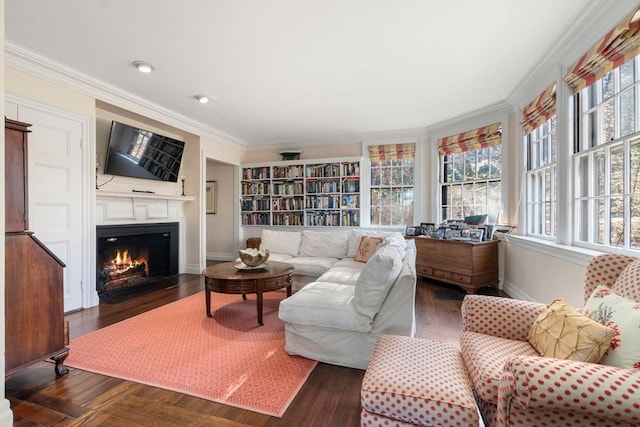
left=96, top=222, right=179, bottom=299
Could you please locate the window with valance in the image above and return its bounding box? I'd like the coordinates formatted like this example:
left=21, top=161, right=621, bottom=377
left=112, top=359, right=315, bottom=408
left=368, top=143, right=415, bottom=226
left=438, top=124, right=502, bottom=223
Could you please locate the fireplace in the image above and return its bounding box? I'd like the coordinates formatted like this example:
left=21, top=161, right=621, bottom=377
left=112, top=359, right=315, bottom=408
left=96, top=222, right=179, bottom=298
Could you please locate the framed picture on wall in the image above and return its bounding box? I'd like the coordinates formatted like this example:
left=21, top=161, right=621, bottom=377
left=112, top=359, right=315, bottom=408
left=206, top=180, right=217, bottom=214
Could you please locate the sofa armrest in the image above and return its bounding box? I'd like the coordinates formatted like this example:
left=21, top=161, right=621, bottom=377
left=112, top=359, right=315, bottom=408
left=498, top=356, right=640, bottom=425
left=461, top=295, right=546, bottom=341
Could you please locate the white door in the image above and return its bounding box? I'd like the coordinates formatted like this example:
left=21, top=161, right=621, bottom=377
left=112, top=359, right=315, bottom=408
left=12, top=104, right=85, bottom=312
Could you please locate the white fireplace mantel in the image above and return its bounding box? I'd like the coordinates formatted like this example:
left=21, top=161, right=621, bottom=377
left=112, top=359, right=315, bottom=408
left=96, top=190, right=195, bottom=225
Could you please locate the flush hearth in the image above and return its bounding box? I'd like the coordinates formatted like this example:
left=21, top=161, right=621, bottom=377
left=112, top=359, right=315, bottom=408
left=96, top=222, right=179, bottom=297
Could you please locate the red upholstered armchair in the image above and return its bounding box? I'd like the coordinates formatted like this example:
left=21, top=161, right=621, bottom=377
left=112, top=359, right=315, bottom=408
left=459, top=254, right=640, bottom=426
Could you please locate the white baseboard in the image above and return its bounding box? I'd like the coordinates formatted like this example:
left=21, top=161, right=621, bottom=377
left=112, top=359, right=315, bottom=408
left=184, top=264, right=203, bottom=274
left=502, top=279, right=537, bottom=302
left=0, top=399, right=13, bottom=426
left=206, top=252, right=235, bottom=261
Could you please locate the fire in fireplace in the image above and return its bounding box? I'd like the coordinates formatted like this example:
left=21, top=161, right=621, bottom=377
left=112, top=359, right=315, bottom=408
left=96, top=222, right=179, bottom=298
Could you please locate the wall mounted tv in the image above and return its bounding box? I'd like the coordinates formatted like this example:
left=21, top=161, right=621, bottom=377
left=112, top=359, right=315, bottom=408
left=104, top=121, right=185, bottom=182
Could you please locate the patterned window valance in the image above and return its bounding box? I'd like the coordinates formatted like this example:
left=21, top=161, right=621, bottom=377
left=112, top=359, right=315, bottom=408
left=564, top=7, right=640, bottom=91
left=521, top=83, right=556, bottom=134
left=437, top=123, right=502, bottom=156
left=367, top=143, right=415, bottom=162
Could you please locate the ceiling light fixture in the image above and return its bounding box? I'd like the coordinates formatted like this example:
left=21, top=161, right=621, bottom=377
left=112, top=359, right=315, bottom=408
left=133, top=61, right=153, bottom=73
left=195, top=95, right=209, bottom=104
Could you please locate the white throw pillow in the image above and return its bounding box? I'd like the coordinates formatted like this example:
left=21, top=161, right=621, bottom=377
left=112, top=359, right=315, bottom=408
left=299, top=230, right=349, bottom=258
left=584, top=285, right=640, bottom=369
left=259, top=229, right=301, bottom=257
left=353, top=245, right=403, bottom=320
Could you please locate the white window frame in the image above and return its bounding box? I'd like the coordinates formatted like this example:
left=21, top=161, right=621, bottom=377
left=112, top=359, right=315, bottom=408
left=572, top=56, right=640, bottom=253
left=525, top=117, right=557, bottom=239
left=439, top=145, right=502, bottom=223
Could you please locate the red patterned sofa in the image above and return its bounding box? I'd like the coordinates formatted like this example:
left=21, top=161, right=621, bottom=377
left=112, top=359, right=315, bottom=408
left=460, top=254, right=640, bottom=426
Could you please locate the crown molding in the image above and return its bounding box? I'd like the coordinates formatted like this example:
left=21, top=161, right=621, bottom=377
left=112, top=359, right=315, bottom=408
left=247, top=126, right=429, bottom=152
left=5, top=42, right=247, bottom=150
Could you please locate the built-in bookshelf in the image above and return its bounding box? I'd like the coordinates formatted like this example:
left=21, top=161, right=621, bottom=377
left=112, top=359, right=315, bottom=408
left=241, top=158, right=361, bottom=227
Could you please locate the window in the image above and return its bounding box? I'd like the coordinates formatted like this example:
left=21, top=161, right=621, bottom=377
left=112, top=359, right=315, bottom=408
left=525, top=117, right=557, bottom=238
left=438, top=124, right=502, bottom=223
left=521, top=82, right=557, bottom=239
left=573, top=57, right=640, bottom=250
left=368, top=143, right=415, bottom=226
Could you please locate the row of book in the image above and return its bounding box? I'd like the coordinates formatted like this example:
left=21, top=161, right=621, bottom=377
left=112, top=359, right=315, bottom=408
left=241, top=181, right=270, bottom=195
left=273, top=165, right=304, bottom=178
left=272, top=181, right=304, bottom=195
left=304, top=211, right=361, bottom=226
left=272, top=213, right=304, bottom=226
left=306, top=194, right=341, bottom=209
left=241, top=213, right=271, bottom=225
left=272, top=197, right=304, bottom=211
left=242, top=211, right=361, bottom=226
left=306, top=180, right=340, bottom=193
left=240, top=198, right=270, bottom=212
left=243, top=162, right=360, bottom=181
left=242, top=167, right=270, bottom=180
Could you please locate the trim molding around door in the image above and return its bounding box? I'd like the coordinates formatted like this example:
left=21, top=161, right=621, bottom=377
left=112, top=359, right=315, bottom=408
left=5, top=94, right=97, bottom=309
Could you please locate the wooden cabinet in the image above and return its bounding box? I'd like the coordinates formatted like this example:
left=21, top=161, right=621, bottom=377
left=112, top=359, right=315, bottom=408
left=410, top=237, right=499, bottom=293
left=5, top=119, right=69, bottom=377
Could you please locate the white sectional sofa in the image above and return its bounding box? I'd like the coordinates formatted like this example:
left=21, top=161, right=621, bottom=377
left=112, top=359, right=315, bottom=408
left=255, top=229, right=417, bottom=369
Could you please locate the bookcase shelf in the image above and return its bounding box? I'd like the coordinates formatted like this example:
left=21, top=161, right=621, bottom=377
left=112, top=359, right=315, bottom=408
left=241, top=158, right=361, bottom=227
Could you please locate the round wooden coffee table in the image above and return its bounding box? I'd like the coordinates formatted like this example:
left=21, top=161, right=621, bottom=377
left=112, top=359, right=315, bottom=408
left=202, top=261, right=294, bottom=325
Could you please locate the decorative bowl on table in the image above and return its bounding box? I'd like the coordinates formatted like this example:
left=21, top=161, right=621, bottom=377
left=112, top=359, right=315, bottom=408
left=238, top=248, right=270, bottom=267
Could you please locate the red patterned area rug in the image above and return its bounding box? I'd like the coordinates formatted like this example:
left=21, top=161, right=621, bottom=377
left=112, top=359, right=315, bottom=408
left=65, top=291, right=316, bottom=417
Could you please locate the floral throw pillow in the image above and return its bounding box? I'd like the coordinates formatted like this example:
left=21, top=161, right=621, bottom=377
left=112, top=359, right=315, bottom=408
left=584, top=285, right=640, bottom=369
left=354, top=236, right=384, bottom=263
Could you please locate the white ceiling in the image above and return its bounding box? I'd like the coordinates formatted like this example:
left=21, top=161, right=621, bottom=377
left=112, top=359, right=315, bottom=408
left=6, top=0, right=593, bottom=146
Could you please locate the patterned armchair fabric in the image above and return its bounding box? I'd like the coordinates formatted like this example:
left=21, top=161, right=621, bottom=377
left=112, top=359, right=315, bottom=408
left=460, top=254, right=640, bottom=427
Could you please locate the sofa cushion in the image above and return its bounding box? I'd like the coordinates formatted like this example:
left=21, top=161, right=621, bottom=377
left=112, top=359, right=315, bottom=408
left=299, top=230, right=349, bottom=258
left=260, top=229, right=301, bottom=257
left=460, top=331, right=539, bottom=404
left=347, top=230, right=393, bottom=257
left=284, top=256, right=338, bottom=276
left=263, top=252, right=294, bottom=263
left=527, top=298, right=614, bottom=363
left=353, top=245, right=403, bottom=320
left=316, top=266, right=362, bottom=286
left=278, top=282, right=370, bottom=332
left=584, top=285, right=640, bottom=369
left=333, top=258, right=367, bottom=269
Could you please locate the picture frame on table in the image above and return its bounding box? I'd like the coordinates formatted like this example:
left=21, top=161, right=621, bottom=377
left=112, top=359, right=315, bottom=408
left=468, top=229, right=484, bottom=242
left=405, top=226, right=418, bottom=236
left=420, top=222, right=435, bottom=235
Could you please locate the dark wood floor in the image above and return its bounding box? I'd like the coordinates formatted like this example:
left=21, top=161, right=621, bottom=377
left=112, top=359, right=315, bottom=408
left=6, top=274, right=505, bottom=426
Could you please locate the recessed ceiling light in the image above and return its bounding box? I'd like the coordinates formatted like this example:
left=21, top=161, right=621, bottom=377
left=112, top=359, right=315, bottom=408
left=195, top=95, right=209, bottom=104
left=133, top=61, right=153, bottom=73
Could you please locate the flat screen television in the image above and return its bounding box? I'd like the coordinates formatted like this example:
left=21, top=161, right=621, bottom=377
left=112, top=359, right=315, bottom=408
left=104, top=121, right=185, bottom=182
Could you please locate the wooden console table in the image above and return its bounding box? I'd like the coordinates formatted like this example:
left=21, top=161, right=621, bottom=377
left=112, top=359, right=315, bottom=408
left=408, top=237, right=499, bottom=293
